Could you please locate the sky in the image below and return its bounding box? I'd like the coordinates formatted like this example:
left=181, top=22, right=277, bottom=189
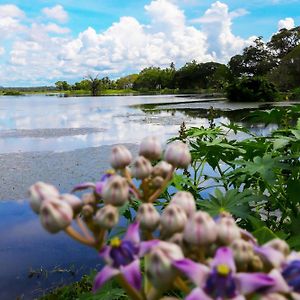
left=0, top=0, right=299, bottom=86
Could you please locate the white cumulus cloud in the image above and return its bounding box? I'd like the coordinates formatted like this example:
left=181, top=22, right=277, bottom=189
left=278, top=17, right=295, bottom=30
left=42, top=5, right=69, bottom=23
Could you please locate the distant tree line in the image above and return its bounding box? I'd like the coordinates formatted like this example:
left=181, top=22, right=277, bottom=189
left=54, top=26, right=300, bottom=101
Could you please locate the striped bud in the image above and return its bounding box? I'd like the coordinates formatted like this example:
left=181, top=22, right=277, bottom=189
left=102, top=175, right=129, bottom=206
left=160, top=204, right=187, bottom=237
left=136, top=203, right=160, bottom=231
left=170, top=191, right=196, bottom=217
left=60, top=194, right=82, bottom=213
left=164, top=141, right=191, bottom=169
left=147, top=242, right=184, bottom=290
left=28, top=181, right=60, bottom=214
left=217, top=215, right=241, bottom=245
left=94, top=205, right=119, bottom=229
left=152, top=161, right=173, bottom=178
left=110, top=145, right=132, bottom=169
left=183, top=211, right=217, bottom=246
left=40, top=199, right=73, bottom=233
left=151, top=176, right=164, bottom=188
left=131, top=156, right=153, bottom=179
left=231, top=239, right=254, bottom=271
left=139, top=136, right=162, bottom=160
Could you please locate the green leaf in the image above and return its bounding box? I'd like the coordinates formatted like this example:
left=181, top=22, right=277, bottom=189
left=252, top=227, right=278, bottom=244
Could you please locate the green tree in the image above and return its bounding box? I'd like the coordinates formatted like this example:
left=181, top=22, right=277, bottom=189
left=116, top=74, right=138, bottom=90
left=133, top=67, right=162, bottom=91
left=226, top=77, right=279, bottom=102
left=86, top=75, right=101, bottom=96
left=55, top=80, right=70, bottom=91
left=267, top=26, right=300, bottom=59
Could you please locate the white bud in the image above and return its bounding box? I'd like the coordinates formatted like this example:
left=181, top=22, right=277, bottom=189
left=28, top=181, right=60, bottom=214
left=264, top=239, right=290, bottom=257
left=164, top=141, right=191, bottom=169
left=147, top=242, right=184, bottom=290
left=183, top=211, right=217, bottom=246
left=94, top=205, right=119, bottom=229
left=131, top=156, right=153, bottom=179
left=102, top=175, right=129, bottom=206
left=152, top=161, right=173, bottom=178
left=136, top=203, right=160, bottom=231
left=170, top=191, right=196, bottom=217
left=60, top=194, right=82, bottom=213
left=217, top=216, right=241, bottom=245
left=139, top=136, right=162, bottom=160
left=110, top=145, right=132, bottom=169
left=40, top=199, right=73, bottom=233
left=160, top=204, right=187, bottom=237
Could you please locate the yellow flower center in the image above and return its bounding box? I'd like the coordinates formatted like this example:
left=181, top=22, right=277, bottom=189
left=110, top=237, right=121, bottom=248
left=106, top=169, right=115, bottom=175
left=216, top=264, right=230, bottom=276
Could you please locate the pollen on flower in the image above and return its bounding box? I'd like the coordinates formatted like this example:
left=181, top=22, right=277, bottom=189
left=216, top=264, right=230, bottom=276
left=110, top=237, right=121, bottom=248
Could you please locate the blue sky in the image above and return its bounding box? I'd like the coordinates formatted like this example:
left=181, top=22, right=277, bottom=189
left=0, top=0, right=299, bottom=86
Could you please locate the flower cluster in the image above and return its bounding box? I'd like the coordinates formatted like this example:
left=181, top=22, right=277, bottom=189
left=28, top=137, right=300, bottom=300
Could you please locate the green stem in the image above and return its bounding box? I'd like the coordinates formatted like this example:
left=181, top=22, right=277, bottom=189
left=116, top=274, right=144, bottom=300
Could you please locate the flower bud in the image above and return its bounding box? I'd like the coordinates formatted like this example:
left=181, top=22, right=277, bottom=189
left=170, top=191, right=196, bottom=217
left=264, top=239, right=290, bottom=257
left=258, top=294, right=286, bottom=300
left=164, top=141, right=191, bottom=169
left=147, top=241, right=184, bottom=289
left=136, top=203, right=160, bottom=231
left=131, top=156, right=153, bottom=179
left=152, top=161, right=173, bottom=178
left=183, top=211, right=217, bottom=246
left=231, top=239, right=254, bottom=271
left=216, top=216, right=241, bottom=245
left=28, top=181, right=60, bottom=214
left=102, top=175, right=129, bottom=206
left=94, top=205, right=119, bottom=229
left=139, top=136, right=162, bottom=160
left=110, top=145, right=132, bottom=169
left=82, top=204, right=94, bottom=217
left=160, top=204, right=187, bottom=237
left=151, top=176, right=164, bottom=188
left=82, top=193, right=96, bottom=205
left=167, top=233, right=184, bottom=248
left=40, top=199, right=73, bottom=233
left=60, top=194, right=82, bottom=213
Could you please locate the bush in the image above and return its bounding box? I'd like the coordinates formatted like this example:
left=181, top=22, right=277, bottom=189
left=226, top=77, right=279, bottom=102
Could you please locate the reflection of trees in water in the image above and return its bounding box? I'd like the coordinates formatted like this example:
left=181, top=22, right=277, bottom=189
left=138, top=104, right=300, bottom=128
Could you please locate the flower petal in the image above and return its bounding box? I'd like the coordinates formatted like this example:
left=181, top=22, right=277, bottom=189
left=139, top=240, right=160, bottom=256
left=93, top=266, right=119, bottom=292
left=99, top=245, right=112, bottom=264
left=124, top=222, right=140, bottom=244
left=211, top=247, right=236, bottom=273
left=254, top=246, right=285, bottom=268
left=173, top=258, right=209, bottom=287
left=268, top=269, right=291, bottom=293
left=71, top=182, right=96, bottom=193
left=234, top=272, right=275, bottom=295
left=186, top=288, right=212, bottom=300
left=121, top=259, right=142, bottom=291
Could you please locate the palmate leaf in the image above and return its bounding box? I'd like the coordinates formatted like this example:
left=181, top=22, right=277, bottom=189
left=221, top=122, right=253, bottom=135
left=232, top=154, right=287, bottom=184
left=198, top=188, right=253, bottom=219
left=185, top=126, right=224, bottom=139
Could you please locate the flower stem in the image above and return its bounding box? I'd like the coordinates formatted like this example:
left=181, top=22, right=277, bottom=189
left=116, top=273, right=144, bottom=300
left=148, top=166, right=175, bottom=203
left=64, top=226, right=96, bottom=248
left=123, top=167, right=142, bottom=199
left=147, top=287, right=162, bottom=300
left=174, top=277, right=190, bottom=294
left=76, top=216, right=94, bottom=240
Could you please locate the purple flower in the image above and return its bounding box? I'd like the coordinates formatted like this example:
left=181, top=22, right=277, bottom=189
left=93, top=222, right=158, bottom=292
left=282, top=260, right=300, bottom=293
left=72, top=172, right=114, bottom=195
left=173, top=247, right=275, bottom=300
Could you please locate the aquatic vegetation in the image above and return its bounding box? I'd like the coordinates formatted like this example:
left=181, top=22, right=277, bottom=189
left=28, top=130, right=300, bottom=299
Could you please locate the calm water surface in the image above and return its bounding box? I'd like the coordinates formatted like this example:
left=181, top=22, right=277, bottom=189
left=0, top=94, right=278, bottom=299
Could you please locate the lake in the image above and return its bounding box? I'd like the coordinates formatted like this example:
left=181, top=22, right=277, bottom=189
left=0, top=94, right=290, bottom=299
